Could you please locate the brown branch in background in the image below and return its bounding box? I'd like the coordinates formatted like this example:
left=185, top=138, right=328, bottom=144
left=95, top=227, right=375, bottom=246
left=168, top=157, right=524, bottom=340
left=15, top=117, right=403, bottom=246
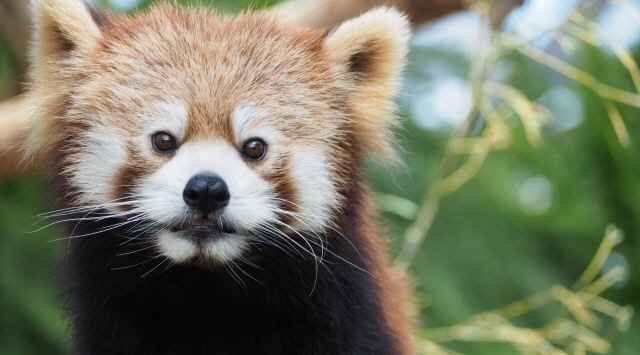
left=488, top=0, right=523, bottom=29
left=0, top=0, right=32, bottom=95
left=270, top=0, right=465, bottom=27
left=271, top=0, right=523, bottom=29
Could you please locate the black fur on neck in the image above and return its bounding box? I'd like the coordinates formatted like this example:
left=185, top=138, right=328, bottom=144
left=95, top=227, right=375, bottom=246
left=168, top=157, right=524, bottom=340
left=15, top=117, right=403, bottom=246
left=57, top=174, right=402, bottom=355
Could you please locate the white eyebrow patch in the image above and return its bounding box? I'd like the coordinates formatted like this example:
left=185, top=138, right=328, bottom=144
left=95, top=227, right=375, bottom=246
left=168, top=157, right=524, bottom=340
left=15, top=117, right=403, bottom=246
left=141, top=99, right=188, bottom=140
left=232, top=103, right=285, bottom=144
left=158, top=100, right=188, bottom=131
left=232, top=104, right=263, bottom=137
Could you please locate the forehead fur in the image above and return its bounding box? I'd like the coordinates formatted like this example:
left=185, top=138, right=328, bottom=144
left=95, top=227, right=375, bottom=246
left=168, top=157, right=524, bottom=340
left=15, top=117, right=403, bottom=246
left=93, top=6, right=337, bottom=138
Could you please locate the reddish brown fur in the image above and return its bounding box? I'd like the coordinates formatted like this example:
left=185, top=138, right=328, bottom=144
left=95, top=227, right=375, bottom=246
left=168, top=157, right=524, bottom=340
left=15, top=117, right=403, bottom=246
left=331, top=172, right=418, bottom=354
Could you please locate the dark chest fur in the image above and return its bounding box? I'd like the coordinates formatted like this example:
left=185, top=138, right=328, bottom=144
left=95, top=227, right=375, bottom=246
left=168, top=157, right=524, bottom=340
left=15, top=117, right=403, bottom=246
left=61, top=187, right=400, bottom=355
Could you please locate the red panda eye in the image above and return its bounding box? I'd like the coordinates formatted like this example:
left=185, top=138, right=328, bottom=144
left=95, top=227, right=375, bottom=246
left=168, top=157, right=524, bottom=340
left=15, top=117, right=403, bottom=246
left=242, top=139, right=266, bottom=160
left=152, top=132, right=177, bottom=153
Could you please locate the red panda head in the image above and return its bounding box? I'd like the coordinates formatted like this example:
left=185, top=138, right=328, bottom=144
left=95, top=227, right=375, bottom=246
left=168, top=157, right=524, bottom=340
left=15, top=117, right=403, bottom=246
left=25, top=0, right=410, bottom=266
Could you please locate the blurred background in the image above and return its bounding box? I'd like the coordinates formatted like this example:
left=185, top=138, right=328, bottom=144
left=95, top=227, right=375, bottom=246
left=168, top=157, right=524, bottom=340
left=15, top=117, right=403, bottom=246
left=1, top=0, right=639, bottom=354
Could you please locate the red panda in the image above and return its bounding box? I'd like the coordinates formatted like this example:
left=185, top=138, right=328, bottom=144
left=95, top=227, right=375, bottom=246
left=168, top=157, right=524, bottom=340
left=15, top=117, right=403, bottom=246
left=24, top=0, right=416, bottom=354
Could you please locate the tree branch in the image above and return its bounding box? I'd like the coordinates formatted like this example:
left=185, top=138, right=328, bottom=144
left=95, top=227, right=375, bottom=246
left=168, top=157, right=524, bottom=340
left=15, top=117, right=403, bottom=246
left=0, top=0, right=32, bottom=94
left=270, top=0, right=466, bottom=27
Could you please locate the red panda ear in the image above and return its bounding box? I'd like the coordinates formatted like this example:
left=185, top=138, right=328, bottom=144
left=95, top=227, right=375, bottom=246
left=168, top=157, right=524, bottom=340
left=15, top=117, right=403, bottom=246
left=23, top=0, right=104, bottom=163
left=31, top=0, right=102, bottom=78
left=323, top=7, right=410, bottom=161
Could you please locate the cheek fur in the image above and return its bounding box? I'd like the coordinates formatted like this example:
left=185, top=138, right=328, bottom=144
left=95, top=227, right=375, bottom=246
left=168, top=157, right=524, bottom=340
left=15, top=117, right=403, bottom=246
left=265, top=152, right=297, bottom=219
left=112, top=140, right=164, bottom=205
left=69, top=128, right=128, bottom=208
left=287, top=148, right=338, bottom=231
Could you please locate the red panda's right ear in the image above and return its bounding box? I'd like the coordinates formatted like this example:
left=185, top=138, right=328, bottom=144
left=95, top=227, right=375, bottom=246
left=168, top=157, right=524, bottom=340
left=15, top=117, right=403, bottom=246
left=23, top=0, right=103, bottom=163
left=31, top=0, right=102, bottom=79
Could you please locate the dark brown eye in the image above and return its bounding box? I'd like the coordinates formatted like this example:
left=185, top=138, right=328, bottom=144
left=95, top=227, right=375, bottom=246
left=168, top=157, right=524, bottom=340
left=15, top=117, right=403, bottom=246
left=152, top=132, right=177, bottom=153
left=242, top=139, right=266, bottom=160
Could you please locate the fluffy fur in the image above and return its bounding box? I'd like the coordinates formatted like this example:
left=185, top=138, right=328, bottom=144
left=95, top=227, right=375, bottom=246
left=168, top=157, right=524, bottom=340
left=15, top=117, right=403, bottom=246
left=24, top=0, right=416, bottom=354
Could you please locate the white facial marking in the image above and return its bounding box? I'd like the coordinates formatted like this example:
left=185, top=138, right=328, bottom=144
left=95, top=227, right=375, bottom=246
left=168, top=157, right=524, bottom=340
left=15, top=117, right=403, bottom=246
left=141, top=100, right=188, bottom=140
left=156, top=230, right=248, bottom=264
left=72, top=128, right=128, bottom=206
left=73, top=100, right=189, bottom=209
left=137, top=141, right=277, bottom=264
left=232, top=104, right=262, bottom=137
left=157, top=230, right=198, bottom=263
left=232, top=103, right=284, bottom=144
left=289, top=149, right=337, bottom=231
left=202, top=236, right=249, bottom=263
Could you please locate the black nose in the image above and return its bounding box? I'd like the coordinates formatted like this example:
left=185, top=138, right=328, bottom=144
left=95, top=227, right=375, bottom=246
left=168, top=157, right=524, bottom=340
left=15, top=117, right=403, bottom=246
left=183, top=174, right=230, bottom=213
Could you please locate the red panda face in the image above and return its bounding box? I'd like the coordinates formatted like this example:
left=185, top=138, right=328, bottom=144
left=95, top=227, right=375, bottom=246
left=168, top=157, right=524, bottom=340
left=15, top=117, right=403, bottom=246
left=100, top=98, right=341, bottom=265
left=63, top=16, right=346, bottom=265
left=25, top=1, right=409, bottom=266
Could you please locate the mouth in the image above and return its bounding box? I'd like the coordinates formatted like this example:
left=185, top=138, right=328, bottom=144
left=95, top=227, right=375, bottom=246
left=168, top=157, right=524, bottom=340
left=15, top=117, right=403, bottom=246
left=170, top=217, right=236, bottom=238
left=157, top=217, right=249, bottom=265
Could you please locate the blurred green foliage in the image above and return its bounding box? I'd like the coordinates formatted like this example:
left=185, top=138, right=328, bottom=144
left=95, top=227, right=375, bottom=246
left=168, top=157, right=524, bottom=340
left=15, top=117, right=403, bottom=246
left=1, top=1, right=638, bottom=354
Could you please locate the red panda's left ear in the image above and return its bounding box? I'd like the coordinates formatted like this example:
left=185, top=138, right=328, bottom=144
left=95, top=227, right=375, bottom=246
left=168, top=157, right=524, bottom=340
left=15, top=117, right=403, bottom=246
left=30, top=0, right=103, bottom=80
left=323, top=7, right=410, bottom=161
